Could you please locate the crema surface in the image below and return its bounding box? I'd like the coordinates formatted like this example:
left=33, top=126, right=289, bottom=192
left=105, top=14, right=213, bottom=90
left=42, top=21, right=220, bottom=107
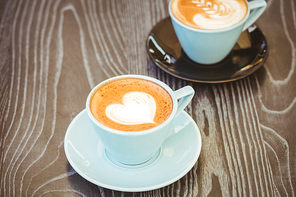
left=171, top=0, right=248, bottom=30
left=90, top=78, right=173, bottom=131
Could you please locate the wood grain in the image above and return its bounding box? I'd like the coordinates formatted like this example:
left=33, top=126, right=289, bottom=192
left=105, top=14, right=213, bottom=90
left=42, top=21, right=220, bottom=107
left=0, top=0, right=295, bottom=196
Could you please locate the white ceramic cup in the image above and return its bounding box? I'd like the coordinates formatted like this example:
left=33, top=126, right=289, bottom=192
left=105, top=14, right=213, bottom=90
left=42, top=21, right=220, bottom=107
left=86, top=75, right=195, bottom=165
left=169, top=0, right=267, bottom=64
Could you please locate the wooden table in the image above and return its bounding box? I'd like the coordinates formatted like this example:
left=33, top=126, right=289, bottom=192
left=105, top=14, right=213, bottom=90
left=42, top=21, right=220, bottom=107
left=0, top=0, right=295, bottom=196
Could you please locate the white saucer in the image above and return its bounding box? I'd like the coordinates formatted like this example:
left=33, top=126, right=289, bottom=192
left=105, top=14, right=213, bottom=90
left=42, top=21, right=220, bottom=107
left=64, top=109, right=202, bottom=192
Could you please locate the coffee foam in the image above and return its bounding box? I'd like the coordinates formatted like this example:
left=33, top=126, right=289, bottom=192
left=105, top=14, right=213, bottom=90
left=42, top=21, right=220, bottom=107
left=105, top=92, right=156, bottom=125
left=89, top=78, right=173, bottom=132
left=171, top=0, right=248, bottom=30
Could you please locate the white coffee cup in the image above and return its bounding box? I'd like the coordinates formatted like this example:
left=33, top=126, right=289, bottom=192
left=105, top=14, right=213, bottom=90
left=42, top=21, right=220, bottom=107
left=169, top=0, right=267, bottom=64
left=86, top=75, right=195, bottom=165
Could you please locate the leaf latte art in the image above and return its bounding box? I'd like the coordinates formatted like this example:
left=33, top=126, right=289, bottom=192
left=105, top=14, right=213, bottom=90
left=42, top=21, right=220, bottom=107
left=106, top=92, right=156, bottom=125
left=171, top=0, right=248, bottom=30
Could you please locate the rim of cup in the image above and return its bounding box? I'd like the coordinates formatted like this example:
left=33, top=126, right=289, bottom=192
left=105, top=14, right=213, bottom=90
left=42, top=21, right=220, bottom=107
left=168, top=0, right=251, bottom=33
left=86, top=75, right=178, bottom=136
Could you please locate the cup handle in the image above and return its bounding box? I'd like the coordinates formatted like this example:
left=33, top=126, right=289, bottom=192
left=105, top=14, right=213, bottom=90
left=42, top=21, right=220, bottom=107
left=165, top=86, right=194, bottom=139
left=242, top=0, right=267, bottom=32
left=174, top=86, right=195, bottom=117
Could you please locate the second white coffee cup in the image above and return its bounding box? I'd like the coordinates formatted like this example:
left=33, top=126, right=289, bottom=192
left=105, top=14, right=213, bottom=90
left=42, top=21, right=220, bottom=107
left=169, top=0, right=267, bottom=64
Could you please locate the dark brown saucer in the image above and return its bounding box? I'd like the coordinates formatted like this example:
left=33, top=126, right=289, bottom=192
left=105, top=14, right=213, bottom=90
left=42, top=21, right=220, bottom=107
left=146, top=17, right=268, bottom=83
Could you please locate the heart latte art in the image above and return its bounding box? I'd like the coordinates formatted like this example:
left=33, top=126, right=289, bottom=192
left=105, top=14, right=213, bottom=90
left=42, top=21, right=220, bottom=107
left=106, top=92, right=156, bottom=125
left=170, top=0, right=248, bottom=30
left=89, top=78, right=173, bottom=132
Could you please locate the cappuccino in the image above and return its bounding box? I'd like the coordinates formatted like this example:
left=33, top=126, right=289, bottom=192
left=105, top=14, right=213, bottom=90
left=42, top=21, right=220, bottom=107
left=170, top=0, right=248, bottom=30
left=89, top=78, right=173, bottom=132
